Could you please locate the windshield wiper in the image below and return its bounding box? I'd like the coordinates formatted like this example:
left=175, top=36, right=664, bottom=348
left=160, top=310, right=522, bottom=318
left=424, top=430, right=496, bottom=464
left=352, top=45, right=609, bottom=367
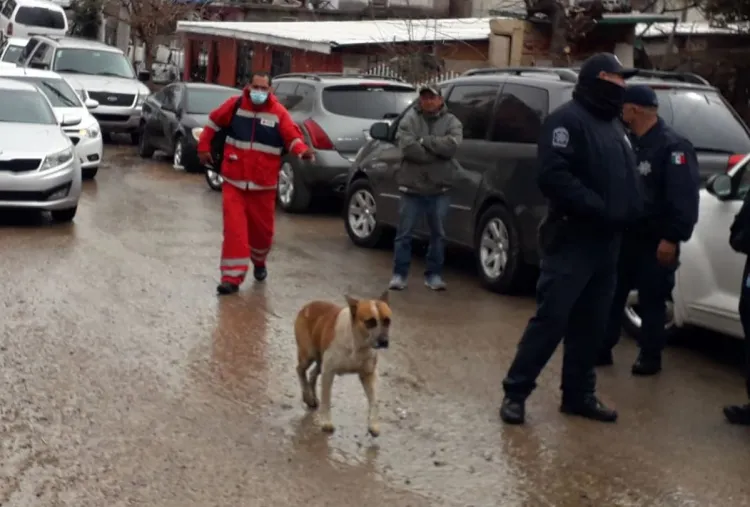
left=40, top=81, right=77, bottom=107
left=95, top=71, right=130, bottom=78
left=55, top=68, right=94, bottom=75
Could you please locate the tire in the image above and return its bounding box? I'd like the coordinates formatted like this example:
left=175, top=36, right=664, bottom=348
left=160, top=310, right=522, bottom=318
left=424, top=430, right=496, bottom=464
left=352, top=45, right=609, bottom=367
left=50, top=206, right=77, bottom=223
left=138, top=127, right=155, bottom=158
left=130, top=131, right=140, bottom=146
left=474, top=203, right=524, bottom=294
left=205, top=168, right=223, bottom=191
left=277, top=157, right=312, bottom=213
left=344, top=179, right=385, bottom=248
left=622, top=289, right=678, bottom=342
left=172, top=134, right=185, bottom=170
left=83, top=167, right=98, bottom=179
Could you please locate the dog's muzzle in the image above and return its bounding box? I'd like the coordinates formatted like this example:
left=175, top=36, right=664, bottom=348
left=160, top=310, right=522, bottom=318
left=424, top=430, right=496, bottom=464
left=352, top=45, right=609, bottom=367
left=373, top=335, right=389, bottom=349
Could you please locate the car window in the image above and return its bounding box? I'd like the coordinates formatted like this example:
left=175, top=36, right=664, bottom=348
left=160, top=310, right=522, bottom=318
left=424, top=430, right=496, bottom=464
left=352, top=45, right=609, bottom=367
left=1, top=0, right=16, bottom=18
left=272, top=81, right=297, bottom=107
left=53, top=48, right=135, bottom=79
left=28, top=41, right=52, bottom=69
left=161, top=85, right=176, bottom=109
left=654, top=88, right=750, bottom=155
left=491, top=84, right=548, bottom=144
left=185, top=87, right=239, bottom=115
left=0, top=88, right=56, bottom=124
left=9, top=76, right=82, bottom=108
left=172, top=85, right=183, bottom=109
left=18, top=38, right=38, bottom=63
left=290, top=82, right=315, bottom=111
left=14, top=6, right=65, bottom=29
left=322, top=84, right=417, bottom=120
left=1, top=43, right=23, bottom=62
left=445, top=84, right=500, bottom=141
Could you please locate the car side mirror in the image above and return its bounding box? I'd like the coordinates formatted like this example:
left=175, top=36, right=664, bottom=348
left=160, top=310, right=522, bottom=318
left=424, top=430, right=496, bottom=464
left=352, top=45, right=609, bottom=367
left=706, top=173, right=733, bottom=200
left=369, top=122, right=391, bottom=141
left=137, top=70, right=150, bottom=82
left=60, top=113, right=82, bottom=127
left=84, top=98, right=99, bottom=110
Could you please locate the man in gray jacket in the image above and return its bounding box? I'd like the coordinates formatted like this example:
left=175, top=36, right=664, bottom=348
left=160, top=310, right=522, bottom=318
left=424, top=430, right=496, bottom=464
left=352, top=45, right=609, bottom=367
left=388, top=85, right=463, bottom=291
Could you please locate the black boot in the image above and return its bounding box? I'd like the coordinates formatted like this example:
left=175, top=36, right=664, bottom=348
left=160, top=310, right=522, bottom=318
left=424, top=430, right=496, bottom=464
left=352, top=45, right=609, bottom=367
left=631, top=353, right=662, bottom=376
left=595, top=350, right=614, bottom=367
left=217, top=281, right=239, bottom=295
left=253, top=265, right=267, bottom=282
left=560, top=395, right=618, bottom=422
left=499, top=397, right=525, bottom=425
left=723, top=403, right=750, bottom=425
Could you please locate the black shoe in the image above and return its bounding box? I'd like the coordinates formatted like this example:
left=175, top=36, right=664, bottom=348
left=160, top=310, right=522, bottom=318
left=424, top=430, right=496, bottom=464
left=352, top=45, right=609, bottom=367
left=560, top=395, right=618, bottom=422
left=723, top=403, right=750, bottom=425
left=217, top=282, right=239, bottom=295
left=499, top=397, right=525, bottom=425
left=595, top=350, right=614, bottom=367
left=631, top=355, right=662, bottom=376
left=253, top=265, right=267, bottom=282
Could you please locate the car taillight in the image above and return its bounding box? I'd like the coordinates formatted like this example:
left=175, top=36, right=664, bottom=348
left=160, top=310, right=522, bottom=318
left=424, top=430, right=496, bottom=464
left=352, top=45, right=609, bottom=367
left=7, top=23, right=12, bottom=35
left=728, top=154, right=746, bottom=172
left=303, top=119, right=334, bottom=150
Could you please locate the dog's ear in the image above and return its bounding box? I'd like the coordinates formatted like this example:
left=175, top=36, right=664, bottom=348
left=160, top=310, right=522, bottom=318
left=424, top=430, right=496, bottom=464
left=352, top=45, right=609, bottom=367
left=378, top=290, right=389, bottom=303
left=344, top=295, right=358, bottom=316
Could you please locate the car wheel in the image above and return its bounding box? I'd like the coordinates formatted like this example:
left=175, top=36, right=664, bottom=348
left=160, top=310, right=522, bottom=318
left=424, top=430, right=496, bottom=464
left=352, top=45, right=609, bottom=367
left=344, top=179, right=384, bottom=248
left=622, top=290, right=677, bottom=341
left=205, top=168, right=223, bottom=191
left=138, top=127, right=155, bottom=158
left=83, top=167, right=98, bottom=179
left=172, top=135, right=185, bottom=171
left=130, top=131, right=140, bottom=146
left=50, top=206, right=77, bottom=223
left=277, top=158, right=312, bottom=213
left=474, top=204, right=523, bottom=294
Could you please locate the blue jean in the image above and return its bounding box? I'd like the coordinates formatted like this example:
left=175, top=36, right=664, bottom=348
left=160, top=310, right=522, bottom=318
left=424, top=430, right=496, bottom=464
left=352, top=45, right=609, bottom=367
left=392, top=193, right=450, bottom=278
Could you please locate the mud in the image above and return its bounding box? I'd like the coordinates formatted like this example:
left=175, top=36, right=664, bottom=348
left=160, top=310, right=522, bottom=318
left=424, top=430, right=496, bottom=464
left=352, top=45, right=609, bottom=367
left=1, top=144, right=749, bottom=506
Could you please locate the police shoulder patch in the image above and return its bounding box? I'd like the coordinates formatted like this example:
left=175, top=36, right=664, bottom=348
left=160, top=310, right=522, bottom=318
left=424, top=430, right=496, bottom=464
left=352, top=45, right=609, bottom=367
left=551, top=127, right=569, bottom=148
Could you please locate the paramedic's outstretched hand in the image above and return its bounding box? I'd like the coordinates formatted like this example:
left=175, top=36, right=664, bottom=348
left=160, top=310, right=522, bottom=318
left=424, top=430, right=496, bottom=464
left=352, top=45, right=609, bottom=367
left=198, top=151, right=213, bottom=166
left=299, top=149, right=315, bottom=162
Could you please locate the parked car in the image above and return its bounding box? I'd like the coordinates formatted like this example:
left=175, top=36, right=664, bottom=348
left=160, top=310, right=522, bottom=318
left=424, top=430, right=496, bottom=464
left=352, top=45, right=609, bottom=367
left=138, top=81, right=240, bottom=182
left=15, top=35, right=151, bottom=145
left=268, top=72, right=417, bottom=212
left=0, top=66, right=103, bottom=179
left=0, top=77, right=82, bottom=222
left=0, top=0, right=67, bottom=40
left=622, top=153, right=750, bottom=342
left=344, top=67, right=750, bottom=295
left=0, top=35, right=26, bottom=62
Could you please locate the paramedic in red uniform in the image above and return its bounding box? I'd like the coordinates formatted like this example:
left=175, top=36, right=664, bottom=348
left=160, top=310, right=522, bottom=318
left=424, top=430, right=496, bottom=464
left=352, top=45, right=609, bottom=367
left=197, top=71, right=313, bottom=295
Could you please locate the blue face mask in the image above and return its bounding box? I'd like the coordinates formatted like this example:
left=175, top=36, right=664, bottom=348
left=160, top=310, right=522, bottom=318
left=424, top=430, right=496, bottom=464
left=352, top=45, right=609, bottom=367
left=250, top=90, right=269, bottom=105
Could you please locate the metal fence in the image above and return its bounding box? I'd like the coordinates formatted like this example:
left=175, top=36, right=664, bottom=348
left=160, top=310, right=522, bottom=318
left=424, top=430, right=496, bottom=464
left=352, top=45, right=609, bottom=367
left=364, top=63, right=461, bottom=87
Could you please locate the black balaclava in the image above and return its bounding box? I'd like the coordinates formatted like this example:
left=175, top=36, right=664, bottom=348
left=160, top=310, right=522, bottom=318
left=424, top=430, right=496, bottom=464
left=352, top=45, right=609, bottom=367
left=573, top=76, right=626, bottom=120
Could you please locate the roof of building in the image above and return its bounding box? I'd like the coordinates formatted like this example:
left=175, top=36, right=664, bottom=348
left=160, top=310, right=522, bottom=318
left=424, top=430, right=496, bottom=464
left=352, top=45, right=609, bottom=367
left=638, top=20, right=750, bottom=38
left=176, top=17, right=493, bottom=54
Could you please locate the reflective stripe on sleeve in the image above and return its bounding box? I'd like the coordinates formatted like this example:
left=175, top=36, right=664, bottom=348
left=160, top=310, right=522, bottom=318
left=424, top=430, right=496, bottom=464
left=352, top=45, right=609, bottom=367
left=206, top=119, right=220, bottom=131
left=288, top=138, right=302, bottom=152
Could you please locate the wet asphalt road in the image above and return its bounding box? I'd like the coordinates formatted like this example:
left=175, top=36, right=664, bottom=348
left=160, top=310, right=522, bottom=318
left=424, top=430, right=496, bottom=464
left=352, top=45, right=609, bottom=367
left=2, top=143, right=750, bottom=507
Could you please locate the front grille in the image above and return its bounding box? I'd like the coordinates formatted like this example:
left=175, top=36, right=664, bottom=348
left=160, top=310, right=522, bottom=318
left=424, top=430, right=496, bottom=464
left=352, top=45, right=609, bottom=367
left=0, top=159, right=42, bottom=172
left=88, top=92, right=135, bottom=107
left=0, top=183, right=71, bottom=202
left=92, top=113, right=130, bottom=123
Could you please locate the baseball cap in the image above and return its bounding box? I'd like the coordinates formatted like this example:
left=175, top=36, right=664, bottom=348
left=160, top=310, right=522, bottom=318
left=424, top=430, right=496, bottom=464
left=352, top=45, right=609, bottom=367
left=578, top=53, right=638, bottom=81
left=418, top=85, right=440, bottom=96
left=623, top=85, right=659, bottom=108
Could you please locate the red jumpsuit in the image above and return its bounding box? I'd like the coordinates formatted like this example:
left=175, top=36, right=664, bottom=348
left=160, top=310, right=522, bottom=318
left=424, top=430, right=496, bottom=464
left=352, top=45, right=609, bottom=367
left=197, top=90, right=308, bottom=285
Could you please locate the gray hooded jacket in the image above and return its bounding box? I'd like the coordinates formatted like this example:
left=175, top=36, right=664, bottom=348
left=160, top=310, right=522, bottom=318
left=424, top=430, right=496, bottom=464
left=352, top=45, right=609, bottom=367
left=395, top=104, right=463, bottom=195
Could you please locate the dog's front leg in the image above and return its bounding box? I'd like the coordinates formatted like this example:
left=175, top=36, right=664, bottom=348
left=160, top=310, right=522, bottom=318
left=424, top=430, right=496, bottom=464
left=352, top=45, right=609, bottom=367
left=318, top=367, right=336, bottom=433
left=359, top=371, right=380, bottom=437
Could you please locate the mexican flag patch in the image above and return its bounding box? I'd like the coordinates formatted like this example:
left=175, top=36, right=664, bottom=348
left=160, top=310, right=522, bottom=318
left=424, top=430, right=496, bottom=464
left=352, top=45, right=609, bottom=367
left=671, top=152, right=686, bottom=165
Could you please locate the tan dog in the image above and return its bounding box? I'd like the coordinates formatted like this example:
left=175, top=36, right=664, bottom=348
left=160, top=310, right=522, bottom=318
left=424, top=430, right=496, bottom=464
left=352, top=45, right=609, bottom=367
left=294, top=291, right=392, bottom=436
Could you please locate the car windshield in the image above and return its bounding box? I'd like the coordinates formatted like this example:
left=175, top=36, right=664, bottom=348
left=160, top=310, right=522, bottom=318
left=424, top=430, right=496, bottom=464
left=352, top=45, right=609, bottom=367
left=11, top=76, right=82, bottom=108
left=14, top=6, right=65, bottom=29
left=0, top=88, right=57, bottom=124
left=322, top=84, right=417, bottom=120
left=1, top=44, right=24, bottom=63
left=186, top=88, right=240, bottom=115
left=53, top=48, right=135, bottom=79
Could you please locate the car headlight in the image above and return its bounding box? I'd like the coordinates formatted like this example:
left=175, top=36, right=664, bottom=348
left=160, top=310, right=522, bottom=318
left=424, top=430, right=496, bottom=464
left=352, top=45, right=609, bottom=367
left=41, top=147, right=74, bottom=170
left=79, top=125, right=99, bottom=138
left=136, top=94, right=148, bottom=106
left=192, top=127, right=203, bottom=141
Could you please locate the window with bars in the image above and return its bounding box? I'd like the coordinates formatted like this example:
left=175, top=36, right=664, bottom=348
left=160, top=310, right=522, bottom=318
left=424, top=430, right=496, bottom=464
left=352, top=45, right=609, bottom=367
left=235, top=41, right=254, bottom=87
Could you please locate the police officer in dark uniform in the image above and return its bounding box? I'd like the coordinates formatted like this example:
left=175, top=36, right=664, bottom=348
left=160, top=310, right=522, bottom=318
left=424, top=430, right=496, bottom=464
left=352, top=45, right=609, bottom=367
left=500, top=53, right=643, bottom=425
left=598, top=85, right=700, bottom=375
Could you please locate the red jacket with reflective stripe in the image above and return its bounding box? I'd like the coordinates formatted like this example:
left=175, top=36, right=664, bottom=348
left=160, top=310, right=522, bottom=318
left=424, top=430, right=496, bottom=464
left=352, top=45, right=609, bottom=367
left=197, top=90, right=308, bottom=188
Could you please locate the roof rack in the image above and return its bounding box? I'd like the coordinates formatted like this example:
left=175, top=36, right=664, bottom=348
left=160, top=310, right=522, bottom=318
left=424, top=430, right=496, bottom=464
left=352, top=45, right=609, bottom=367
left=632, top=69, right=710, bottom=85
left=462, top=67, right=578, bottom=83
left=273, top=72, right=405, bottom=83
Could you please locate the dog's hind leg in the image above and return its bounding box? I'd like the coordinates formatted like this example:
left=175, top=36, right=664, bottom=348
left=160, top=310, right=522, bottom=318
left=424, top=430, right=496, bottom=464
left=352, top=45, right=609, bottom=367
left=359, top=371, right=380, bottom=437
left=307, top=360, right=321, bottom=409
left=297, top=354, right=318, bottom=409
